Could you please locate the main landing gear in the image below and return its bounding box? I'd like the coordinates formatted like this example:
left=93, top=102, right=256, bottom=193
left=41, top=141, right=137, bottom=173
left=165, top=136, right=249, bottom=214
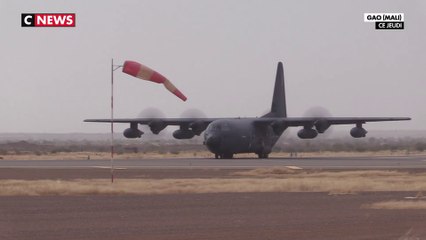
left=257, top=153, right=269, bottom=159
left=215, top=153, right=234, bottom=159
left=214, top=153, right=268, bottom=159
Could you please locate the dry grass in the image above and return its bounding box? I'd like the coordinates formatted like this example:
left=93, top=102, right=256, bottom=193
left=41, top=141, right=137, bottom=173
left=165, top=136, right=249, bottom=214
left=274, top=150, right=422, bottom=158
left=233, top=167, right=302, bottom=177
left=0, top=151, right=213, bottom=160
left=235, top=169, right=426, bottom=193
left=364, top=200, right=426, bottom=210
left=1, top=170, right=426, bottom=196
left=235, top=168, right=406, bottom=178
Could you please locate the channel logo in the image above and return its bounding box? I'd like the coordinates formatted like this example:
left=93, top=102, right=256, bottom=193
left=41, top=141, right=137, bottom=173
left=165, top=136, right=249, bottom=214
left=21, top=13, right=75, bottom=27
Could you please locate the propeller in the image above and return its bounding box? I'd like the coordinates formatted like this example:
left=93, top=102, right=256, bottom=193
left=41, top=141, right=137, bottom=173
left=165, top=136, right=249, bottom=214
left=303, top=106, right=334, bottom=137
left=137, top=107, right=167, bottom=136
left=180, top=108, right=207, bottom=136
left=303, top=106, right=332, bottom=118
left=137, top=107, right=166, bottom=118
left=180, top=108, right=207, bottom=118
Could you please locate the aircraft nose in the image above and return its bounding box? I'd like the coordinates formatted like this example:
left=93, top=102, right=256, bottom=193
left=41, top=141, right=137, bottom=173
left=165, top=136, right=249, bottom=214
left=205, top=135, right=221, bottom=150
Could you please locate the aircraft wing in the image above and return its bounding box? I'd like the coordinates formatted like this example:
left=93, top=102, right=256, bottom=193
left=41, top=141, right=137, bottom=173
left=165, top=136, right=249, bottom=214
left=85, top=116, right=411, bottom=128
left=84, top=117, right=221, bottom=125
left=84, top=117, right=224, bottom=136
left=85, top=116, right=410, bottom=138
left=253, top=117, right=411, bottom=127
left=254, top=117, right=411, bottom=133
left=283, top=117, right=410, bottom=127
left=253, top=116, right=410, bottom=138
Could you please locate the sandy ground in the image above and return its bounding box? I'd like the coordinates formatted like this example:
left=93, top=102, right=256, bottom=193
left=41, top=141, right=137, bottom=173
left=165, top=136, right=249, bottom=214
left=1, top=168, right=426, bottom=240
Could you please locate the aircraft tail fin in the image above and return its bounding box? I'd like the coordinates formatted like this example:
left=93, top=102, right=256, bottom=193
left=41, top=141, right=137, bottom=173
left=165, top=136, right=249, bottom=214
left=262, top=62, right=287, bottom=118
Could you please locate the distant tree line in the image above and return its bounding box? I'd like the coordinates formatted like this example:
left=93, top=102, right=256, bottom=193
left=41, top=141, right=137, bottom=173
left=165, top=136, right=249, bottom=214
left=0, top=137, right=425, bottom=155
left=274, top=137, right=426, bottom=153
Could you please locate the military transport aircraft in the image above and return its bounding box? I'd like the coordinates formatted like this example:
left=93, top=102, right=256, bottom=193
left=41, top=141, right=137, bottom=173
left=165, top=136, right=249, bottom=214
left=85, top=62, right=410, bottom=159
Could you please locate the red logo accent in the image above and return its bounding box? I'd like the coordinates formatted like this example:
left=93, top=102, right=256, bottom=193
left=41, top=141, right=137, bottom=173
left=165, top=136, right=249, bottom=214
left=34, top=14, right=75, bottom=27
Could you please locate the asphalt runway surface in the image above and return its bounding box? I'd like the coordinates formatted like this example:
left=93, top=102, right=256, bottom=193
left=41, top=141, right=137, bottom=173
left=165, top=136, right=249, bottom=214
left=2, top=192, right=426, bottom=240
left=1, top=156, right=426, bottom=240
left=1, top=155, right=426, bottom=169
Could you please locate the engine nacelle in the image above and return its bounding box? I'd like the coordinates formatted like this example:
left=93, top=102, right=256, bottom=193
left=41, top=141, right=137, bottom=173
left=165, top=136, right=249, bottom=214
left=149, top=121, right=166, bottom=134
left=297, top=128, right=318, bottom=139
left=189, top=121, right=207, bottom=136
left=173, top=129, right=195, bottom=139
left=350, top=127, right=367, bottom=138
left=123, top=128, right=143, bottom=138
left=314, top=119, right=330, bottom=133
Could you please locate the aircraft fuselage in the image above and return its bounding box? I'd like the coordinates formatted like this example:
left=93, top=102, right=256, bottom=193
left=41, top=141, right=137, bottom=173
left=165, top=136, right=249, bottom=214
left=204, top=119, right=282, bottom=158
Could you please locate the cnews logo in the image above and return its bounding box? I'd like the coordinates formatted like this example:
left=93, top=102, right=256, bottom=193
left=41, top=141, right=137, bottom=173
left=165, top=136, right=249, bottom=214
left=21, top=13, right=75, bottom=27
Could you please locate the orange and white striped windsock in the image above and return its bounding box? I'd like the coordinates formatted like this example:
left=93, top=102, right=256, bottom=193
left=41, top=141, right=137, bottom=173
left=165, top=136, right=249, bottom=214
left=122, top=60, right=187, bottom=101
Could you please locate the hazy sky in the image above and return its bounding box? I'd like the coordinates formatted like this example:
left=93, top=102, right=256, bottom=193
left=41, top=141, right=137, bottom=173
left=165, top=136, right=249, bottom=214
left=1, top=0, right=425, bottom=133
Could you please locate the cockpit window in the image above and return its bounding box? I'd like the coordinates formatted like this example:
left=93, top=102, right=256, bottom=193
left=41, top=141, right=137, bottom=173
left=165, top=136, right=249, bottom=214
left=207, top=122, right=230, bottom=132
left=213, top=125, right=221, bottom=131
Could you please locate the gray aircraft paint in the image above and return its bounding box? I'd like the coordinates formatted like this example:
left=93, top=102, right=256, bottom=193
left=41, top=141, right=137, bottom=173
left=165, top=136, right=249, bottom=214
left=204, top=63, right=287, bottom=158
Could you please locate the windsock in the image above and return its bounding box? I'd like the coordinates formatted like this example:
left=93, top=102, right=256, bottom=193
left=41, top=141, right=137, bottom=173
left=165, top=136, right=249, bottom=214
left=122, top=60, right=187, bottom=101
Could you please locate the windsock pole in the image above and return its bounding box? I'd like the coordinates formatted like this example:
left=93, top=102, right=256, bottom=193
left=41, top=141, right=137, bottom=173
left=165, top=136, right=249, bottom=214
left=110, top=59, right=123, bottom=183
left=110, top=59, right=114, bottom=183
left=109, top=59, right=185, bottom=183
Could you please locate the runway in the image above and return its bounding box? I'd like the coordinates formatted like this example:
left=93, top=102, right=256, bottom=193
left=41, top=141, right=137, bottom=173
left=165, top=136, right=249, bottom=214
left=1, top=155, right=426, bottom=169
left=2, top=156, right=426, bottom=240
left=3, top=192, right=426, bottom=240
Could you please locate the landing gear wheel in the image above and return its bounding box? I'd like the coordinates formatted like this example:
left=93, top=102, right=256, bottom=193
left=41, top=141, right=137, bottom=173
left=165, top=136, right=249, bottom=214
left=221, top=153, right=233, bottom=159
left=215, top=154, right=219, bottom=159
left=257, top=153, right=269, bottom=159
